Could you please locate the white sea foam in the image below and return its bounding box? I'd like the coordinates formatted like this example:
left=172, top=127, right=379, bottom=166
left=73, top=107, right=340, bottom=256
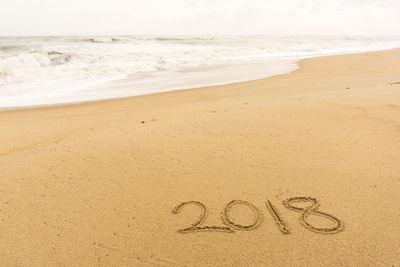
left=0, top=35, right=400, bottom=107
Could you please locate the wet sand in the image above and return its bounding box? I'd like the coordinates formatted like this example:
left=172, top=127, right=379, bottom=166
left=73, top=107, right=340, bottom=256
left=0, top=48, right=400, bottom=266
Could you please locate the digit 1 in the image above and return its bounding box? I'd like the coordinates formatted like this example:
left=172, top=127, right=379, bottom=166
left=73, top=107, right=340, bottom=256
left=265, top=199, right=290, bottom=234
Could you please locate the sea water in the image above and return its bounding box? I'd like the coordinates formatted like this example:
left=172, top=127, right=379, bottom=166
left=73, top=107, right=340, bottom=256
left=1, top=35, right=400, bottom=107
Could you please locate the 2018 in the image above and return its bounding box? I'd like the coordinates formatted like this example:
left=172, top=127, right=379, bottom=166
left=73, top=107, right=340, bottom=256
left=172, top=196, right=344, bottom=234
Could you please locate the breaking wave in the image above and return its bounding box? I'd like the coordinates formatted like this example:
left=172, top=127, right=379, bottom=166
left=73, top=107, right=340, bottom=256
left=0, top=35, right=399, bottom=107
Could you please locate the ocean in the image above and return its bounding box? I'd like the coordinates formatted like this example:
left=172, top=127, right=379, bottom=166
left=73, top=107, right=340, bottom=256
left=1, top=35, right=400, bottom=107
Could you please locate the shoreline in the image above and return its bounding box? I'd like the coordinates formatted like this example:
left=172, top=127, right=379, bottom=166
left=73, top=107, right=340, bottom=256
left=0, top=60, right=299, bottom=112
left=1, top=48, right=400, bottom=265
left=1, top=46, right=400, bottom=111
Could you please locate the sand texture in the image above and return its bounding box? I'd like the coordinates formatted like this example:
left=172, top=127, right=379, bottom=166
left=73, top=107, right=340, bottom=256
left=0, top=49, right=400, bottom=266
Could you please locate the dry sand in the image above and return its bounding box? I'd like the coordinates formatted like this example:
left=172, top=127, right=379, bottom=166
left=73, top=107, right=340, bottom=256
left=0, top=49, right=400, bottom=266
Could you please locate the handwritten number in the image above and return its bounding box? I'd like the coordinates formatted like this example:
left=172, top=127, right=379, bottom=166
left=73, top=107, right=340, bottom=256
left=172, top=197, right=344, bottom=235
left=283, top=197, right=344, bottom=234
left=222, top=200, right=262, bottom=230
left=171, top=201, right=233, bottom=233
left=265, top=199, right=290, bottom=234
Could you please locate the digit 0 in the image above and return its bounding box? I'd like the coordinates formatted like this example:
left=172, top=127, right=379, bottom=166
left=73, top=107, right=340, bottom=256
left=222, top=200, right=262, bottom=231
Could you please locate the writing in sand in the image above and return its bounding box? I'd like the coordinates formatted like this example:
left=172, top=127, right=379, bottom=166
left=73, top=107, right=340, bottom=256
left=172, top=196, right=344, bottom=235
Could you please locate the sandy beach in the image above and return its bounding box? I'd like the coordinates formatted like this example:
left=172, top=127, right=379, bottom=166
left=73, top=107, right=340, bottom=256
left=0, top=48, right=400, bottom=266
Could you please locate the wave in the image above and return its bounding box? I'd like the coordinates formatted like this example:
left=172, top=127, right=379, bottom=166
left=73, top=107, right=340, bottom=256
left=88, top=37, right=114, bottom=43
left=154, top=36, right=216, bottom=42
left=0, top=35, right=400, bottom=106
left=0, top=45, right=22, bottom=51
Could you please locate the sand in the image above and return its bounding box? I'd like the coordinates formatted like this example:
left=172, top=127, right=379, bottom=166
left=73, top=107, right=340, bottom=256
left=0, top=48, right=400, bottom=266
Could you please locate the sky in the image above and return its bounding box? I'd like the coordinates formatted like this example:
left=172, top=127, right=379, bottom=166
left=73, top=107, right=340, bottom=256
left=1, top=0, right=400, bottom=36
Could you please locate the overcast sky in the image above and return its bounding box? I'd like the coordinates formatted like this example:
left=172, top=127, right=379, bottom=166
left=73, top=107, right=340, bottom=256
left=1, top=0, right=400, bottom=36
